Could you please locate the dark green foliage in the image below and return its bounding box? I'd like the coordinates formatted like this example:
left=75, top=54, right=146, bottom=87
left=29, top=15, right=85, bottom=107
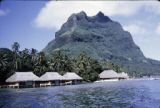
left=31, top=48, right=38, bottom=71
left=49, top=50, right=73, bottom=75
left=73, top=52, right=102, bottom=81
left=102, top=61, right=123, bottom=73
left=0, top=53, right=9, bottom=71
left=34, top=52, right=48, bottom=77
left=0, top=48, right=14, bottom=84
left=12, top=42, right=20, bottom=71
left=0, top=44, right=102, bottom=83
left=19, top=48, right=32, bottom=71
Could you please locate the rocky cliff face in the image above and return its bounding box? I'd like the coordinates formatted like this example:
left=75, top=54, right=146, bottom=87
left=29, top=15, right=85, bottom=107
left=43, top=11, right=160, bottom=76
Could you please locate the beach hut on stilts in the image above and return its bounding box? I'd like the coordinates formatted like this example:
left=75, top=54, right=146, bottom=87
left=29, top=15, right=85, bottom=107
left=39, top=72, right=64, bottom=87
left=99, top=70, right=119, bottom=81
left=6, top=72, right=40, bottom=88
left=63, top=72, right=83, bottom=85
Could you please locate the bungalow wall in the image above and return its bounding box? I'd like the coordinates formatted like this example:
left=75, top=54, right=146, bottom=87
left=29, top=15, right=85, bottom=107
left=64, top=80, right=82, bottom=85
left=19, top=81, right=37, bottom=88
left=39, top=80, right=61, bottom=87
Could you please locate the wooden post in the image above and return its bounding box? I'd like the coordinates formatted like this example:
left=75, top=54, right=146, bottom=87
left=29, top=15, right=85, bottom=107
left=33, top=82, right=35, bottom=88
left=49, top=81, right=51, bottom=86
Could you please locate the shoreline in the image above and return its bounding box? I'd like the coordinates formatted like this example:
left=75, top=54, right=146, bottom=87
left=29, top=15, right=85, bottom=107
left=1, top=78, right=160, bottom=89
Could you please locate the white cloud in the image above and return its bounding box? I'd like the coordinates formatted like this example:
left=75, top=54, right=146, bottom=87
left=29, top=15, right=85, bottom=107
left=34, top=1, right=160, bottom=30
left=156, top=24, right=160, bottom=35
left=144, top=2, right=160, bottom=15
left=123, top=24, right=146, bottom=35
left=34, top=1, right=143, bottom=30
left=0, top=9, right=9, bottom=16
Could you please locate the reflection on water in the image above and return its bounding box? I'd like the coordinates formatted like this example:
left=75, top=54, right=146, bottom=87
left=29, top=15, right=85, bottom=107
left=0, top=80, right=160, bottom=108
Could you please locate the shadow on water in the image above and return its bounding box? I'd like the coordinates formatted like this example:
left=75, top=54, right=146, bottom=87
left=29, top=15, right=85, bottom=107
left=0, top=80, right=160, bottom=108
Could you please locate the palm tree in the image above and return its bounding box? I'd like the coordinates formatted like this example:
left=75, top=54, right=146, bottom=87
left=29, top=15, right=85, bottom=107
left=106, top=61, right=122, bottom=73
left=0, top=53, right=10, bottom=84
left=11, top=42, right=20, bottom=71
left=63, top=55, right=73, bottom=72
left=54, top=51, right=64, bottom=72
left=74, top=52, right=102, bottom=81
left=31, top=48, right=37, bottom=61
left=19, top=48, right=32, bottom=71
left=74, top=52, right=91, bottom=80
left=31, top=48, right=38, bottom=69
left=49, top=50, right=73, bottom=75
left=75, top=52, right=90, bottom=75
left=34, top=52, right=48, bottom=76
left=12, top=42, right=20, bottom=53
left=0, top=53, right=8, bottom=71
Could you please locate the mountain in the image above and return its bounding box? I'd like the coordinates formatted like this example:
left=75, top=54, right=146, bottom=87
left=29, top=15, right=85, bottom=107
left=43, top=11, right=160, bottom=76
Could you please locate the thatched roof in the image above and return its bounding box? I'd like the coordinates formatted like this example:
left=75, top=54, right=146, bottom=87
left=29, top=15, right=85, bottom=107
left=63, top=72, right=83, bottom=80
left=40, top=72, right=64, bottom=81
left=118, top=72, right=129, bottom=78
left=99, top=70, right=119, bottom=79
left=6, top=72, right=40, bottom=82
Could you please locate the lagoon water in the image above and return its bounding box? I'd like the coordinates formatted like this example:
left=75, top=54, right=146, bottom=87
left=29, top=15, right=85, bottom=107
left=0, top=80, right=160, bottom=108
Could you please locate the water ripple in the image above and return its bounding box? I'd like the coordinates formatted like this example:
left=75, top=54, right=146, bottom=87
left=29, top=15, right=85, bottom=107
left=0, top=80, right=160, bottom=108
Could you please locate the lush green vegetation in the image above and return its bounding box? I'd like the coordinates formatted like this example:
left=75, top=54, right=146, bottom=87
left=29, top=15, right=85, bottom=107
left=73, top=52, right=102, bottom=81
left=0, top=42, right=124, bottom=84
left=0, top=48, right=14, bottom=84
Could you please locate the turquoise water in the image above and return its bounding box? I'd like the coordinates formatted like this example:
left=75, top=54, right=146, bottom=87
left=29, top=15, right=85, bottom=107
left=0, top=80, right=160, bottom=108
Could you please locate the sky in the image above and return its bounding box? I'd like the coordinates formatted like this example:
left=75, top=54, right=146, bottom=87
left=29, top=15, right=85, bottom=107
left=0, top=1, right=160, bottom=60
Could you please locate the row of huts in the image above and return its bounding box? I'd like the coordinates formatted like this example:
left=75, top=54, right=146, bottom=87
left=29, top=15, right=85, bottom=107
left=5, top=72, right=83, bottom=88
left=4, top=70, right=129, bottom=88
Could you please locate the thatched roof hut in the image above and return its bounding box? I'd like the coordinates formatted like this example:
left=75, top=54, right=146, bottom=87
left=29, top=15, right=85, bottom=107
left=118, top=72, right=129, bottom=79
left=6, top=72, right=40, bottom=83
left=40, top=72, right=64, bottom=81
left=99, top=70, right=119, bottom=79
left=63, top=72, right=83, bottom=80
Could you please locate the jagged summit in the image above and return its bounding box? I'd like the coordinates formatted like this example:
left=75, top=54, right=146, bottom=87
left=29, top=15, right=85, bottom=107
left=67, top=11, right=87, bottom=22
left=94, top=11, right=111, bottom=22
left=96, top=11, right=104, bottom=16
left=76, top=11, right=87, bottom=17
left=67, top=11, right=111, bottom=23
left=55, top=11, right=113, bottom=38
